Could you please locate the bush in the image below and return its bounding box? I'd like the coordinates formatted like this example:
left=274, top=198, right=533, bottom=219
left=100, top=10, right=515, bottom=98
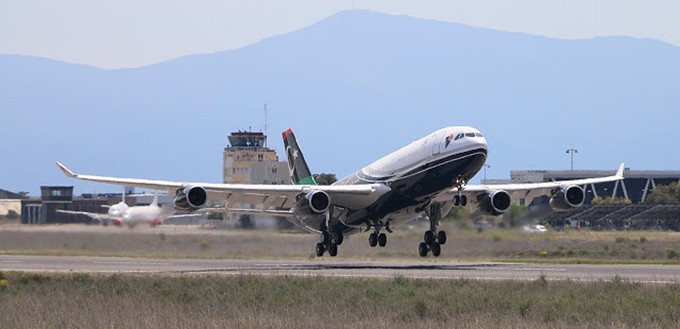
left=666, top=248, right=680, bottom=259
left=6, top=210, right=19, bottom=220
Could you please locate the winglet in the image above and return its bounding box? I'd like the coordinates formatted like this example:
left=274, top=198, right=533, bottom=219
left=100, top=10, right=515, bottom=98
left=616, top=163, right=625, bottom=178
left=55, top=162, right=77, bottom=178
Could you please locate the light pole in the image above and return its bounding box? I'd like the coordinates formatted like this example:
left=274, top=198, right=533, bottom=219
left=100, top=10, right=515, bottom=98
left=483, top=164, right=491, bottom=183
left=566, top=148, right=578, bottom=170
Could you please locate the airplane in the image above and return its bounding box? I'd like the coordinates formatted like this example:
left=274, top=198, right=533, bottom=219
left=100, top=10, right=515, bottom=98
left=56, top=126, right=624, bottom=257
left=57, top=194, right=176, bottom=228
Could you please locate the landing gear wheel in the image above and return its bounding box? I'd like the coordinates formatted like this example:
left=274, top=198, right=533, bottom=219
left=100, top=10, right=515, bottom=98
left=315, top=243, right=325, bottom=257
left=424, top=231, right=435, bottom=245
left=418, top=242, right=429, bottom=257
left=460, top=195, right=468, bottom=206
left=431, top=242, right=441, bottom=257
left=328, top=243, right=338, bottom=257
left=335, top=233, right=344, bottom=246
left=378, top=233, right=387, bottom=247
left=368, top=233, right=378, bottom=247
left=437, top=231, right=447, bottom=245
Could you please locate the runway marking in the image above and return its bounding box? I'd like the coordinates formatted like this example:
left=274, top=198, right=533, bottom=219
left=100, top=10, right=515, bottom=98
left=93, top=261, right=173, bottom=266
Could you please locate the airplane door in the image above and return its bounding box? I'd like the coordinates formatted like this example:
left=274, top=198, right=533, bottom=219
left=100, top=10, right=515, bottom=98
left=425, top=137, right=442, bottom=155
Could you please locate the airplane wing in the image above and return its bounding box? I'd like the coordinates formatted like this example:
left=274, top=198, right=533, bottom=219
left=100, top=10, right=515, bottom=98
left=55, top=162, right=391, bottom=212
left=437, top=163, right=625, bottom=204
left=55, top=209, right=109, bottom=220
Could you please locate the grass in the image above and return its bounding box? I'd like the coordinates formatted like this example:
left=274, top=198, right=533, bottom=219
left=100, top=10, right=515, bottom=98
left=0, top=272, right=679, bottom=328
left=3, top=225, right=680, bottom=328
left=2, top=223, right=680, bottom=264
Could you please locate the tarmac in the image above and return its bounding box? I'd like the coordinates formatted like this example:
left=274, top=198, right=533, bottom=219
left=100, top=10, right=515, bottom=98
left=2, top=255, right=680, bottom=283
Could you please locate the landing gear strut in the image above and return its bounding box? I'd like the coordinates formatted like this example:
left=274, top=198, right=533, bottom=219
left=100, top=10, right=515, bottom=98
left=315, top=209, right=343, bottom=257
left=367, top=219, right=392, bottom=248
left=419, top=203, right=448, bottom=257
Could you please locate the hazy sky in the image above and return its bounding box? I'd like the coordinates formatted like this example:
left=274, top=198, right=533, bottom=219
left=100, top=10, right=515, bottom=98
left=1, top=0, right=678, bottom=68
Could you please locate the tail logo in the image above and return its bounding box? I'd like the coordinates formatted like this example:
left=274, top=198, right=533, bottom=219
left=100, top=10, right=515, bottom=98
left=286, top=146, right=298, bottom=178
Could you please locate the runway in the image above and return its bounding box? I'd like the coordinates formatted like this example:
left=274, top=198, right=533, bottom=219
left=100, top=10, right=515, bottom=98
left=2, top=255, right=680, bottom=283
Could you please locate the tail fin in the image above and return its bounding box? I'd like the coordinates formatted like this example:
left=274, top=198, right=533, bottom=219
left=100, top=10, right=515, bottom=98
left=282, top=129, right=317, bottom=185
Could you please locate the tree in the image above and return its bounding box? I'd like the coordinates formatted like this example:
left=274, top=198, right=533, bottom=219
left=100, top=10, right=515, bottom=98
left=502, top=203, right=528, bottom=228
left=591, top=197, right=632, bottom=205
left=5, top=210, right=19, bottom=220
left=237, top=214, right=254, bottom=229
left=443, top=206, right=469, bottom=222
left=313, top=173, right=337, bottom=185
left=646, top=183, right=680, bottom=204
left=205, top=203, right=224, bottom=220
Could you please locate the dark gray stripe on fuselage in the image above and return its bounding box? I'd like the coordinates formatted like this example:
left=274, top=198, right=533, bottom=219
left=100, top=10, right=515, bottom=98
left=304, top=148, right=487, bottom=234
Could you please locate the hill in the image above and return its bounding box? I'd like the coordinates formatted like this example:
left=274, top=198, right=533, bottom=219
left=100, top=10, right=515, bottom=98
left=2, top=10, right=679, bottom=195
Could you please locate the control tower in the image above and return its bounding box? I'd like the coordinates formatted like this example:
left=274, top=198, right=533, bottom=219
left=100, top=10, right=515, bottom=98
left=223, top=131, right=289, bottom=185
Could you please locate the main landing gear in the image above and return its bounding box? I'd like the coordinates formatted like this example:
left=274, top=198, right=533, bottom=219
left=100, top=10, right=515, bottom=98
left=315, top=209, right=343, bottom=257
left=367, top=219, right=392, bottom=248
left=418, top=178, right=467, bottom=257
left=419, top=203, right=448, bottom=257
left=315, top=230, right=343, bottom=257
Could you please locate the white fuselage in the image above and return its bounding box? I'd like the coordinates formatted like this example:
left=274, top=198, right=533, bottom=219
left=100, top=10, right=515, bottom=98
left=301, top=126, right=489, bottom=233
left=107, top=202, right=174, bottom=227
left=337, top=126, right=488, bottom=186
left=360, top=126, right=488, bottom=181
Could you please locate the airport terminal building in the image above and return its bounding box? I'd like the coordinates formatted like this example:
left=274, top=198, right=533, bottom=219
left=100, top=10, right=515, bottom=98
left=21, top=186, right=108, bottom=225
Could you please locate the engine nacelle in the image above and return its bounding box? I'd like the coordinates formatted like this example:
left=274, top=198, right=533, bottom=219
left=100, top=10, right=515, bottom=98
left=173, top=186, right=208, bottom=211
left=478, top=190, right=512, bottom=216
left=549, top=185, right=585, bottom=211
left=293, top=191, right=331, bottom=218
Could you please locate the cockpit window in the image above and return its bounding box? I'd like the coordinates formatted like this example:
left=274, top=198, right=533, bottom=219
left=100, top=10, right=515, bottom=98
left=475, top=133, right=484, bottom=137
left=465, top=133, right=476, bottom=138
left=454, top=133, right=463, bottom=141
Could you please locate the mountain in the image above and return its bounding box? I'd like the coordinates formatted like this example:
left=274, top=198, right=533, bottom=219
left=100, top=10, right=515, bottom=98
left=2, top=10, right=680, bottom=196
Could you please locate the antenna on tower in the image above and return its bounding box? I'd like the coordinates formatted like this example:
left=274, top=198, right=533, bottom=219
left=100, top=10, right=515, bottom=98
left=263, top=103, right=268, bottom=147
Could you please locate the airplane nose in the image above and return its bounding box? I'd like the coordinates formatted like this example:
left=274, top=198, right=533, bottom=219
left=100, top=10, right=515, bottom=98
left=477, top=136, right=488, bottom=150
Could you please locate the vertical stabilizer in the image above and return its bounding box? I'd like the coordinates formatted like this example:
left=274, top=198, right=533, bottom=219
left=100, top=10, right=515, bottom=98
left=282, top=129, right=317, bottom=185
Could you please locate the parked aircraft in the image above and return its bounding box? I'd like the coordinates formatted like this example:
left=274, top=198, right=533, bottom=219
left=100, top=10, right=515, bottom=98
left=56, top=126, right=624, bottom=256
left=57, top=194, right=175, bottom=228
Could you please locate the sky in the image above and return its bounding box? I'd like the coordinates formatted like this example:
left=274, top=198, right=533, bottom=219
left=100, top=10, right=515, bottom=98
left=2, top=0, right=679, bottom=69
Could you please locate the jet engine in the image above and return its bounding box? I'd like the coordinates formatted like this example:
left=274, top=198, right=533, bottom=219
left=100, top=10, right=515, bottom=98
left=478, top=190, right=512, bottom=216
left=173, top=186, right=208, bottom=211
left=293, top=190, right=331, bottom=218
left=549, top=185, right=585, bottom=211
